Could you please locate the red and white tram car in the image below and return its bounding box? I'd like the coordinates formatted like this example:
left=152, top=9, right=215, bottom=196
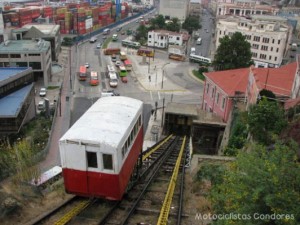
left=59, top=96, right=143, bottom=200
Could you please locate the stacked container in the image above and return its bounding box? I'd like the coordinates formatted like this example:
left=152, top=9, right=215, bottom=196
left=31, top=8, right=40, bottom=22
left=43, top=6, right=53, bottom=21
left=77, top=7, right=86, bottom=35
left=65, top=11, right=72, bottom=34
left=19, top=9, right=32, bottom=27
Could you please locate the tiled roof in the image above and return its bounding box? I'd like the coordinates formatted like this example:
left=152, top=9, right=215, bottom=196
left=204, top=68, right=249, bottom=96
left=251, top=62, right=297, bottom=97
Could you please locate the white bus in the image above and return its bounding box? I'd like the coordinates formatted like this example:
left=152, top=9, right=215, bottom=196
left=189, top=54, right=211, bottom=64
left=112, top=34, right=118, bottom=41
left=121, top=40, right=141, bottom=49
left=109, top=72, right=118, bottom=87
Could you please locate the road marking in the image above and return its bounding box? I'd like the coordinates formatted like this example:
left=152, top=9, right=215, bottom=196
left=150, top=90, right=153, bottom=100
left=157, top=91, right=161, bottom=100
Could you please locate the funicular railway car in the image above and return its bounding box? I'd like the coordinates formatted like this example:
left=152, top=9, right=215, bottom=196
left=59, top=97, right=144, bottom=200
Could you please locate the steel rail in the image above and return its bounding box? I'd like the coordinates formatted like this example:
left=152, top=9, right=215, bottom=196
left=157, top=136, right=186, bottom=225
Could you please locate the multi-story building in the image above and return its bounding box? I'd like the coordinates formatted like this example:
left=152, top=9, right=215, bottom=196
left=189, top=0, right=201, bottom=17
left=141, top=0, right=154, bottom=7
left=147, top=30, right=184, bottom=48
left=159, top=0, right=189, bottom=21
left=215, top=15, right=292, bottom=68
left=0, top=39, right=52, bottom=86
left=12, top=24, right=61, bottom=61
left=216, top=0, right=279, bottom=17
left=0, top=67, right=36, bottom=134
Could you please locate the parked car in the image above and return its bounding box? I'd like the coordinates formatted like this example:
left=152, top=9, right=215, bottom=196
left=115, top=61, right=122, bottom=67
left=85, top=62, right=90, bottom=68
left=38, top=100, right=45, bottom=111
left=101, top=90, right=120, bottom=97
left=39, top=87, right=47, bottom=97
left=116, top=27, right=122, bottom=32
left=121, top=31, right=125, bottom=35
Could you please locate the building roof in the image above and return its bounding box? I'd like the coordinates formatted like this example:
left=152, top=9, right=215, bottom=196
left=0, top=67, right=31, bottom=82
left=204, top=68, right=250, bottom=96
left=165, top=103, right=198, bottom=117
left=284, top=97, right=300, bottom=110
left=151, top=29, right=182, bottom=37
left=0, top=83, right=33, bottom=117
left=59, top=97, right=143, bottom=148
left=251, top=62, right=297, bottom=97
left=0, top=39, right=50, bottom=53
left=22, top=26, right=46, bottom=39
left=21, top=24, right=60, bottom=36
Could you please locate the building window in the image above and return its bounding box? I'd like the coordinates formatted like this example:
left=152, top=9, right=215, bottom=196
left=29, top=62, right=41, bottom=70
left=160, top=36, right=163, bottom=40
left=271, top=47, right=273, bottom=51
left=278, top=40, right=280, bottom=44
left=222, top=97, right=226, bottom=109
left=275, top=57, right=277, bottom=61
left=148, top=35, right=152, bottom=38
left=10, top=54, right=21, bottom=58
left=0, top=54, right=8, bottom=58
left=262, top=38, right=269, bottom=43
left=103, top=154, right=113, bottom=170
left=211, top=87, right=215, bottom=98
left=276, top=48, right=279, bottom=53
left=252, top=52, right=257, bottom=57
left=206, top=83, right=210, bottom=93
left=259, top=54, right=266, bottom=59
left=252, top=44, right=259, bottom=49
left=253, top=36, right=260, bottom=42
left=28, top=53, right=40, bottom=56
left=269, top=55, right=272, bottom=60
left=272, top=39, right=275, bottom=44
left=216, top=92, right=219, bottom=104
left=261, top=45, right=268, bottom=51
left=87, top=152, right=97, bottom=168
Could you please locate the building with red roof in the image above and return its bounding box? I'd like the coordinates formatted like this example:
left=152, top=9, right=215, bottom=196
left=203, top=60, right=300, bottom=123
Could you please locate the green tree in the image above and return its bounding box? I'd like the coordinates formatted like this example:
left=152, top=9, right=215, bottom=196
left=154, top=14, right=165, bottom=29
left=211, top=141, right=300, bottom=225
left=258, top=89, right=276, bottom=103
left=165, top=18, right=181, bottom=32
left=135, top=24, right=148, bottom=42
left=182, top=16, right=200, bottom=34
left=213, top=32, right=253, bottom=70
left=247, top=98, right=287, bottom=145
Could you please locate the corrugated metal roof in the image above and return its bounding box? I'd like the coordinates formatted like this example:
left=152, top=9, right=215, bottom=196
left=0, top=67, right=30, bottom=82
left=0, top=83, right=33, bottom=117
left=59, top=96, right=143, bottom=148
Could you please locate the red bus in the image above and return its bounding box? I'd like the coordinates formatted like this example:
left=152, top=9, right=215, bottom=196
left=123, top=59, right=132, bottom=71
left=79, top=66, right=87, bottom=81
left=90, top=71, right=99, bottom=86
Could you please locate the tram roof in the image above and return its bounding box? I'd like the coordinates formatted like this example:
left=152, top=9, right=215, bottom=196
left=59, top=96, right=143, bottom=148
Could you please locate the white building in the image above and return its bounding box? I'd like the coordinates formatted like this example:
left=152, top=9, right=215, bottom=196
left=215, top=15, right=292, bottom=68
left=159, top=0, right=189, bottom=21
left=189, top=0, right=202, bottom=17
left=0, top=39, right=52, bottom=86
left=148, top=30, right=184, bottom=49
left=216, top=0, right=279, bottom=17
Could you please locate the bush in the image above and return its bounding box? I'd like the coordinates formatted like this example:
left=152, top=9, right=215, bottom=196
left=196, top=163, right=226, bottom=185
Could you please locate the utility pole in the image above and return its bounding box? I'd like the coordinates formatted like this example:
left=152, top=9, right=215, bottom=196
left=161, top=97, right=165, bottom=128
left=69, top=48, right=72, bottom=90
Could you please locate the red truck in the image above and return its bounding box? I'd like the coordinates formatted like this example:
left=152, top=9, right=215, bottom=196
left=103, top=48, right=121, bottom=55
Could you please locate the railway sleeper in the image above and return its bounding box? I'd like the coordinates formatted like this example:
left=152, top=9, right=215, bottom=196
left=135, top=207, right=189, bottom=217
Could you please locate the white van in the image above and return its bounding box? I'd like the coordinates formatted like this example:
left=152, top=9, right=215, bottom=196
left=191, top=47, right=196, bottom=55
left=38, top=100, right=45, bottom=111
left=109, top=72, right=118, bottom=87
left=196, top=38, right=202, bottom=45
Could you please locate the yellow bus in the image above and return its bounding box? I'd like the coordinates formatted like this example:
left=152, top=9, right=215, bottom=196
left=120, top=51, right=127, bottom=61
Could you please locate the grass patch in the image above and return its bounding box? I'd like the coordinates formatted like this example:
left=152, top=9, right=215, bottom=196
left=47, top=86, right=59, bottom=90
left=192, top=70, right=205, bottom=81
left=102, top=37, right=112, bottom=49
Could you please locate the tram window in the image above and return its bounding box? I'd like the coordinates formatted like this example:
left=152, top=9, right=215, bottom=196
left=103, top=154, right=113, bottom=170
left=87, top=152, right=98, bottom=168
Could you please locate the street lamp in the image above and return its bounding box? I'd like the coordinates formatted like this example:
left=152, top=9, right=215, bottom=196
left=161, top=62, right=170, bottom=89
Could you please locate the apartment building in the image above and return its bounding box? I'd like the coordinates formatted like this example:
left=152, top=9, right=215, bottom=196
left=189, top=0, right=201, bottom=17
left=147, top=30, right=184, bottom=48
left=216, top=0, right=279, bottom=17
left=216, top=15, right=292, bottom=68
left=159, top=0, right=189, bottom=21
left=0, top=39, right=52, bottom=86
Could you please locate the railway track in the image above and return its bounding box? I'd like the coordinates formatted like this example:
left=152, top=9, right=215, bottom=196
left=30, top=135, right=189, bottom=225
